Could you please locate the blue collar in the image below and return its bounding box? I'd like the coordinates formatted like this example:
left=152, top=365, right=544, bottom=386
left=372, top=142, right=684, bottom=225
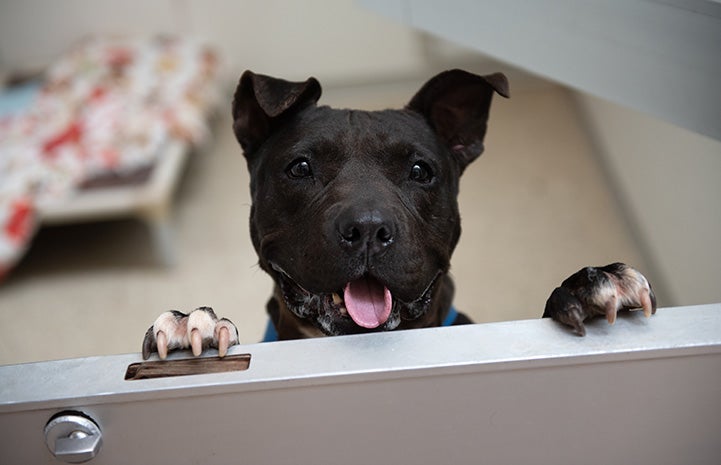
left=262, top=318, right=279, bottom=343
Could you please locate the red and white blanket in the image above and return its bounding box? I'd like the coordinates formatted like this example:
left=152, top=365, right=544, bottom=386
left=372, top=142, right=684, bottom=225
left=0, top=36, right=222, bottom=280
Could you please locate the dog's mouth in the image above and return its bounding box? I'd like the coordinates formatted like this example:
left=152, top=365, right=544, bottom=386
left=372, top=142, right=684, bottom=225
left=270, top=263, right=437, bottom=335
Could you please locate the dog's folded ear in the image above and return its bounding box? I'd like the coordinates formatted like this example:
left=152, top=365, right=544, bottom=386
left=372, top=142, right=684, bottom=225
left=407, top=69, right=509, bottom=172
left=232, top=71, right=322, bottom=154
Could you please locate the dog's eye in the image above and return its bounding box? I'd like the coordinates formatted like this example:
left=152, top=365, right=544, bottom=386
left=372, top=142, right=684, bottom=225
left=410, top=161, right=433, bottom=183
left=286, top=158, right=313, bottom=179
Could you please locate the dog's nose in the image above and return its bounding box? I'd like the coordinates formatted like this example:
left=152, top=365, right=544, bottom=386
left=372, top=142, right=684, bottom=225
left=336, top=207, right=395, bottom=254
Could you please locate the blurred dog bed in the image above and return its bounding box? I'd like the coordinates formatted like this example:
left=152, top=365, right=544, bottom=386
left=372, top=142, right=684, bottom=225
left=0, top=36, right=222, bottom=280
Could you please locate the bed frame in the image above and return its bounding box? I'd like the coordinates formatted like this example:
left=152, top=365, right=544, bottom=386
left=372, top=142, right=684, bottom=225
left=1, top=304, right=719, bottom=464
left=38, top=139, right=188, bottom=266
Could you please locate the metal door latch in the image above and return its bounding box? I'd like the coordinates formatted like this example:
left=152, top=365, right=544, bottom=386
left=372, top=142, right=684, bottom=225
left=44, top=411, right=102, bottom=463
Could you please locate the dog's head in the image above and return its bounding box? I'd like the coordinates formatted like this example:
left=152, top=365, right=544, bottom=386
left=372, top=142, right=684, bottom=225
left=232, top=69, right=508, bottom=336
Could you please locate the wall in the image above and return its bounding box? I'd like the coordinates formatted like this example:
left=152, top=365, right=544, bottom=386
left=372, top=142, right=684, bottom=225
left=359, top=0, right=721, bottom=142
left=0, top=0, right=442, bottom=86
left=576, top=95, right=721, bottom=306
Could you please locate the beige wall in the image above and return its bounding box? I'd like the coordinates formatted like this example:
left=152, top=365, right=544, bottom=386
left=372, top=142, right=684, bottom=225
left=576, top=94, right=721, bottom=306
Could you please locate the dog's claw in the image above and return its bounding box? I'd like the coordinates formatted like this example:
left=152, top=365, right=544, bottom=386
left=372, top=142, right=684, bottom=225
left=190, top=328, right=203, bottom=356
left=156, top=330, right=168, bottom=360
left=214, top=319, right=239, bottom=358
left=604, top=296, right=618, bottom=325
left=141, top=307, right=239, bottom=359
left=641, top=291, right=655, bottom=318
left=543, top=263, right=656, bottom=335
left=217, top=326, right=230, bottom=358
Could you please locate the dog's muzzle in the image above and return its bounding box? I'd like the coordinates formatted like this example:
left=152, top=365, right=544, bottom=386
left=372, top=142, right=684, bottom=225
left=270, top=262, right=440, bottom=335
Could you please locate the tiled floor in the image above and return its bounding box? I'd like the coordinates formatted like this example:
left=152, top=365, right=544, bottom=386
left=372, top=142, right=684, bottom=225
left=0, top=80, right=646, bottom=365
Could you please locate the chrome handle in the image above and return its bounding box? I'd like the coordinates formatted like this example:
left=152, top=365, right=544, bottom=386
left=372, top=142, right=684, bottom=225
left=44, top=412, right=102, bottom=463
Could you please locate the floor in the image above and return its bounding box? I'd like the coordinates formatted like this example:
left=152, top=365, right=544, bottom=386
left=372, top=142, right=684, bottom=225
left=0, top=79, right=646, bottom=365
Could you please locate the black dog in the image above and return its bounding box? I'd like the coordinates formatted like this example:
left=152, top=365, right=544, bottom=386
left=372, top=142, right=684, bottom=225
left=142, top=69, right=656, bottom=359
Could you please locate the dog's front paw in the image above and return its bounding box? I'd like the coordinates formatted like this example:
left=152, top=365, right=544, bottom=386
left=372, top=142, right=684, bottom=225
left=543, top=263, right=656, bottom=336
left=142, top=307, right=239, bottom=360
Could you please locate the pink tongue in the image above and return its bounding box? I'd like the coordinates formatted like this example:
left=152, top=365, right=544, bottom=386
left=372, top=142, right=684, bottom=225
left=344, top=277, right=392, bottom=329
